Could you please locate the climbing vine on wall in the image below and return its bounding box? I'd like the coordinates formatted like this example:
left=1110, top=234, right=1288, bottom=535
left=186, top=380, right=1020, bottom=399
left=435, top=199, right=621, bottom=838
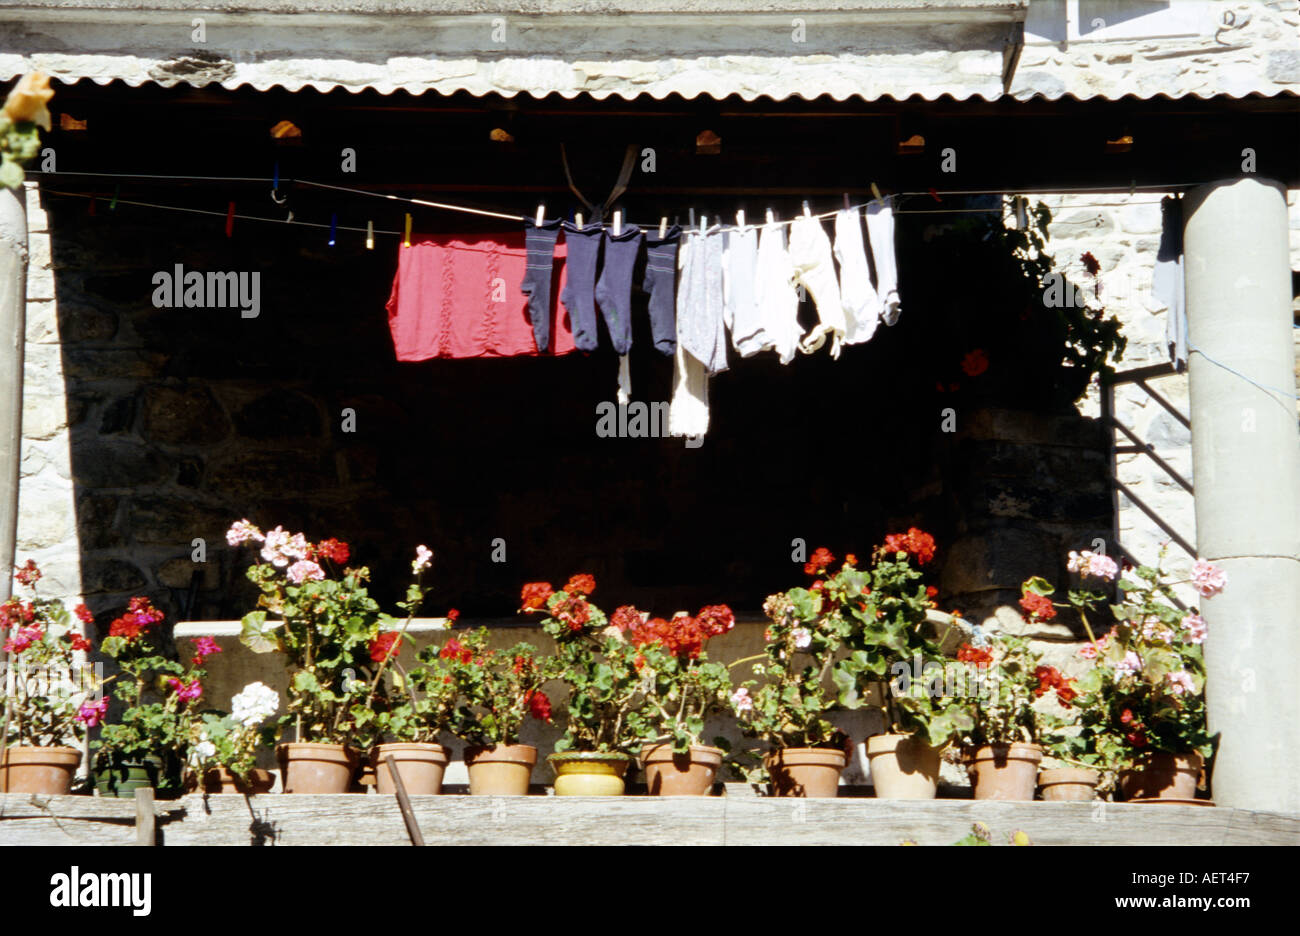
left=0, top=72, right=52, bottom=189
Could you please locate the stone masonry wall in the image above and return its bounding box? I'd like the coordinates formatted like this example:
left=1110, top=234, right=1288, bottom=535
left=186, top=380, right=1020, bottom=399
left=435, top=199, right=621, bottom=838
left=1031, top=187, right=1300, bottom=610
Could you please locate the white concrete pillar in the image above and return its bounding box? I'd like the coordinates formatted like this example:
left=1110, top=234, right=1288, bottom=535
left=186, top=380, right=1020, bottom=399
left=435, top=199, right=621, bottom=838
left=1183, top=177, right=1300, bottom=814
left=0, top=185, right=25, bottom=605
left=0, top=184, right=27, bottom=760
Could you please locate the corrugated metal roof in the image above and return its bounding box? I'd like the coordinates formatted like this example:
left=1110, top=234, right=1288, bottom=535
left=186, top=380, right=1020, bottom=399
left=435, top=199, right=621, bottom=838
left=0, top=0, right=1296, bottom=103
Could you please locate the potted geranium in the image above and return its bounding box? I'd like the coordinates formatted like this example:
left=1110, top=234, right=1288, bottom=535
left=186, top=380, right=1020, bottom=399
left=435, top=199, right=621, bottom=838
left=231, top=520, right=433, bottom=793
left=0, top=561, right=101, bottom=795
left=1031, top=547, right=1218, bottom=802
left=366, top=624, right=459, bottom=796
left=730, top=549, right=858, bottom=797
left=524, top=575, right=643, bottom=795
left=1037, top=719, right=1107, bottom=802
left=424, top=626, right=551, bottom=795
left=843, top=533, right=974, bottom=799
left=950, top=629, right=1074, bottom=801
left=617, top=603, right=736, bottom=796
left=187, top=682, right=280, bottom=795
left=95, top=598, right=210, bottom=798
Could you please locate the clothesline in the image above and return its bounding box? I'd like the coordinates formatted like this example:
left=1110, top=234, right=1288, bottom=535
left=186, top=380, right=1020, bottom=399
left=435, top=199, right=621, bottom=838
left=35, top=183, right=1169, bottom=242
left=32, top=169, right=1200, bottom=227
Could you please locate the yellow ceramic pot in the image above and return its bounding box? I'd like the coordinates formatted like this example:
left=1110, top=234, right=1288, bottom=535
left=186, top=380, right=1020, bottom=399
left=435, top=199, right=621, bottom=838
left=549, top=751, right=631, bottom=796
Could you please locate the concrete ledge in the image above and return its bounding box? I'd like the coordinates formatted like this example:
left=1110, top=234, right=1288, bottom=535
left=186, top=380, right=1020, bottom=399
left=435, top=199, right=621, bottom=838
left=3, top=793, right=1296, bottom=846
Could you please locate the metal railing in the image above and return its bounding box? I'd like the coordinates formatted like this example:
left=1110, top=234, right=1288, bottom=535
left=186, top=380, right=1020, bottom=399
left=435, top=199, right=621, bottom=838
left=1100, top=362, right=1196, bottom=611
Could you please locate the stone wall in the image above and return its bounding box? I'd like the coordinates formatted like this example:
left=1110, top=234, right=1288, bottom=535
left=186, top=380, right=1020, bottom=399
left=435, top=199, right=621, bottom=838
left=1034, top=187, right=1300, bottom=608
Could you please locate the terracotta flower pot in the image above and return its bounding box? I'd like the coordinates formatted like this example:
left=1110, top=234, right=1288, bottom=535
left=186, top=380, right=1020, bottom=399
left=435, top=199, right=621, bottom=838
left=0, top=745, right=80, bottom=795
left=1119, top=752, right=1203, bottom=801
left=372, top=742, right=450, bottom=795
left=640, top=742, right=724, bottom=796
left=1038, top=766, right=1100, bottom=801
left=764, top=747, right=847, bottom=798
left=464, top=743, right=538, bottom=795
left=866, top=734, right=941, bottom=799
left=276, top=742, right=359, bottom=794
left=549, top=751, right=632, bottom=796
left=967, top=743, right=1043, bottom=801
left=198, top=767, right=275, bottom=795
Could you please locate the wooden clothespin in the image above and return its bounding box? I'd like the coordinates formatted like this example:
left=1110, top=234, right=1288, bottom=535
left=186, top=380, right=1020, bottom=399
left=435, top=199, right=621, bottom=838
left=575, top=211, right=584, bottom=230
left=612, top=209, right=622, bottom=236
left=802, top=201, right=812, bottom=218
left=658, top=216, right=668, bottom=238
left=366, top=220, right=374, bottom=250
left=688, top=207, right=695, bottom=229
left=535, top=203, right=546, bottom=226
left=1013, top=196, right=1027, bottom=230
left=328, top=213, right=337, bottom=247
left=766, top=208, right=775, bottom=225
left=700, top=214, right=707, bottom=233
left=870, top=182, right=883, bottom=203
left=843, top=192, right=851, bottom=210
left=403, top=212, right=412, bottom=247
left=736, top=209, right=745, bottom=231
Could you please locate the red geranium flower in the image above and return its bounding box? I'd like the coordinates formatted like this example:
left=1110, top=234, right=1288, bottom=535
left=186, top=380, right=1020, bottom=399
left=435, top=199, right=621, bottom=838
left=957, top=643, right=993, bottom=666
left=1019, top=592, right=1057, bottom=621
left=74, top=604, right=94, bottom=625
left=883, top=528, right=936, bottom=566
left=370, top=633, right=402, bottom=663
left=804, top=547, right=835, bottom=576
left=564, top=574, right=596, bottom=596
left=695, top=604, right=735, bottom=637
left=610, top=605, right=644, bottom=633
left=446, top=608, right=460, bottom=623
left=525, top=689, right=552, bottom=722
left=68, top=633, right=93, bottom=653
left=14, top=560, right=40, bottom=587
left=520, top=582, right=553, bottom=611
left=960, top=349, right=989, bottom=377
left=554, top=596, right=591, bottom=631
left=312, top=537, right=351, bottom=565
left=107, top=597, right=164, bottom=641
left=926, top=586, right=938, bottom=598
left=438, top=636, right=473, bottom=664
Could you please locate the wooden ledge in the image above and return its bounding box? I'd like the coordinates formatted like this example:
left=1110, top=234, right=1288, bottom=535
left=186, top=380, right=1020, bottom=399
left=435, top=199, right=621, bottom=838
left=3, top=793, right=1296, bottom=846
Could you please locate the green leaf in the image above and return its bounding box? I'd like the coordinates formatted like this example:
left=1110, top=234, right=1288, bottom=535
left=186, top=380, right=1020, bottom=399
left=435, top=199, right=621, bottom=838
left=1023, top=576, right=1055, bottom=597
left=832, top=666, right=859, bottom=708
left=239, top=611, right=281, bottom=654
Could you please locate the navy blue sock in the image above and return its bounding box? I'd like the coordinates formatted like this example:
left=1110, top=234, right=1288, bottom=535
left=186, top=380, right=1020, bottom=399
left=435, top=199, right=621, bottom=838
left=559, top=221, right=604, bottom=353
left=594, top=224, right=642, bottom=355
left=642, top=225, right=681, bottom=355
left=521, top=218, right=562, bottom=352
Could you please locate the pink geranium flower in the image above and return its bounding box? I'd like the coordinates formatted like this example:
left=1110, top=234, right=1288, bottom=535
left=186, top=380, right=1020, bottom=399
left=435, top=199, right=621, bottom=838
left=1191, top=561, right=1227, bottom=598
left=167, top=678, right=203, bottom=702
left=76, top=696, right=109, bottom=728
left=1181, top=614, right=1207, bottom=644
left=286, top=560, right=325, bottom=585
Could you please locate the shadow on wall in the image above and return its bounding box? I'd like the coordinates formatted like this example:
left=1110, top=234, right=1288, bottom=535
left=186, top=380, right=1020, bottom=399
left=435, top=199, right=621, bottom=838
left=40, top=187, right=1112, bottom=644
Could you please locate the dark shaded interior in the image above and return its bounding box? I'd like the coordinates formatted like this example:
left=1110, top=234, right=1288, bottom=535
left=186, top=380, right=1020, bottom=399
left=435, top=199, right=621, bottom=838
left=39, top=82, right=1296, bottom=623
